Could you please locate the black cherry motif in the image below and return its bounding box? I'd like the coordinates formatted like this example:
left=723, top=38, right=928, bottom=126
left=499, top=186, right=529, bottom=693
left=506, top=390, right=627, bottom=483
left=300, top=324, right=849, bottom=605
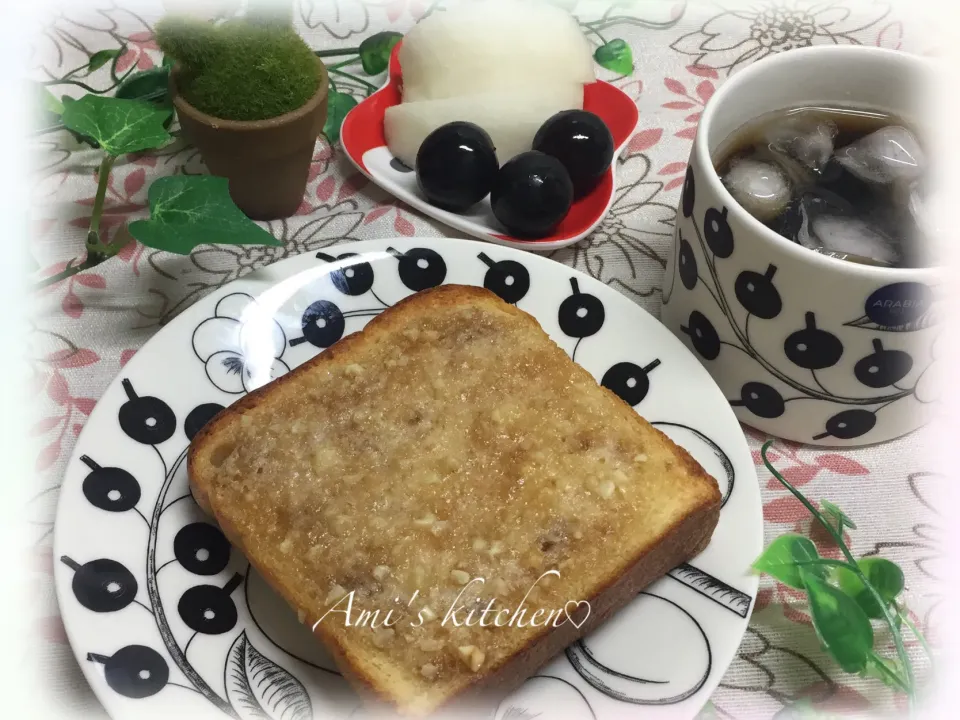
left=174, top=523, right=232, bottom=576
left=119, top=379, right=176, bottom=446
left=61, top=556, right=138, bottom=613
left=784, top=312, right=843, bottom=370
left=87, top=646, right=170, bottom=699
left=478, top=252, right=530, bottom=304
left=681, top=311, right=720, bottom=361
left=730, top=381, right=785, bottom=419
left=854, top=339, right=912, bottom=389
left=735, top=265, right=781, bottom=319
left=291, top=300, right=346, bottom=349
left=74, top=238, right=932, bottom=714
left=79, top=352, right=327, bottom=713
left=389, top=247, right=447, bottom=291
left=558, top=278, right=605, bottom=338
left=184, top=404, right=225, bottom=442
left=682, top=165, right=695, bottom=218
left=80, top=455, right=141, bottom=512
left=671, top=181, right=925, bottom=443
left=814, top=408, right=877, bottom=441
left=704, top=206, right=733, bottom=258
left=178, top=573, right=244, bottom=635
left=678, top=234, right=698, bottom=291
left=601, top=360, right=661, bottom=406
left=316, top=251, right=376, bottom=296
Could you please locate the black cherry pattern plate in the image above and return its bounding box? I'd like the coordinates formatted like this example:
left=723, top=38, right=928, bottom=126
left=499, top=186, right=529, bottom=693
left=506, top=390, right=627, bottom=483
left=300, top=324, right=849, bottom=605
left=54, top=238, right=762, bottom=720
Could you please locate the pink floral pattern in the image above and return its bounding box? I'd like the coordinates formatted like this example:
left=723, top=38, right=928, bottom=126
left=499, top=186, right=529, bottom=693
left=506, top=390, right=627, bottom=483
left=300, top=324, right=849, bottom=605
left=661, top=63, right=719, bottom=144
left=28, top=1, right=938, bottom=718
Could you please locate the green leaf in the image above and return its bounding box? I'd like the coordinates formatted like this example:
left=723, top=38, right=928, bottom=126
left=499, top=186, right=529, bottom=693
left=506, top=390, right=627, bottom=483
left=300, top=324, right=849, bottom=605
left=821, top=499, right=857, bottom=532
left=752, top=534, right=823, bottom=589
left=862, top=654, right=905, bottom=690
left=593, top=38, right=633, bottom=76
left=127, top=176, right=282, bottom=255
left=835, top=558, right=904, bottom=619
left=88, top=48, right=123, bottom=73
left=115, top=67, right=170, bottom=103
left=115, top=67, right=173, bottom=128
left=861, top=558, right=905, bottom=601
left=61, top=95, right=172, bottom=156
left=802, top=568, right=874, bottom=674
left=35, top=84, right=64, bottom=130
left=162, top=54, right=175, bottom=69
left=892, top=602, right=905, bottom=630
left=359, top=31, right=402, bottom=75
left=40, top=86, right=64, bottom=116
left=60, top=96, right=100, bottom=149
left=323, top=90, right=358, bottom=144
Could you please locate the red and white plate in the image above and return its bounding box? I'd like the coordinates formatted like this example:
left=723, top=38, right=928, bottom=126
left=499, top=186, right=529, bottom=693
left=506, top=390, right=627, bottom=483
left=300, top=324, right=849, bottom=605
left=341, top=44, right=640, bottom=251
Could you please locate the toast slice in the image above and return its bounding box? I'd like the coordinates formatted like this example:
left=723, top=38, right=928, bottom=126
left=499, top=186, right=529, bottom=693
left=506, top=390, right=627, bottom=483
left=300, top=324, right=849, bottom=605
left=189, top=284, right=721, bottom=716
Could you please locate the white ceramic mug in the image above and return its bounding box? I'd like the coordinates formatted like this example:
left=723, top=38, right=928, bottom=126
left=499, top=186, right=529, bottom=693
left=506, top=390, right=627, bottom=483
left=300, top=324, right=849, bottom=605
left=660, top=46, right=940, bottom=447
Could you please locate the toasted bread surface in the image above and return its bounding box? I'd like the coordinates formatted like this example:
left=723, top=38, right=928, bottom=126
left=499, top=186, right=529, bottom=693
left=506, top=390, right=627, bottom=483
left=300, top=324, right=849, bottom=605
left=189, top=284, right=721, bottom=716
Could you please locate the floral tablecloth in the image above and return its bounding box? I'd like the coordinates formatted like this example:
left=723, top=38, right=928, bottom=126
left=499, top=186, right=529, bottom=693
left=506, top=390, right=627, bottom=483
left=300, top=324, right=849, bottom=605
left=28, top=1, right=941, bottom=718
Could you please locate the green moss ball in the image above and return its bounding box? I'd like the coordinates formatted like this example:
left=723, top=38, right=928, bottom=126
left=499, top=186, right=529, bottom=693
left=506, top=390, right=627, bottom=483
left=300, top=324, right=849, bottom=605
left=156, top=17, right=322, bottom=122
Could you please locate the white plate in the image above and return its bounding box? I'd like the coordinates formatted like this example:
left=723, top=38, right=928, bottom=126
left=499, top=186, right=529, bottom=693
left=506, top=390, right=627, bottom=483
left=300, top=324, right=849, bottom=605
left=54, top=238, right=762, bottom=720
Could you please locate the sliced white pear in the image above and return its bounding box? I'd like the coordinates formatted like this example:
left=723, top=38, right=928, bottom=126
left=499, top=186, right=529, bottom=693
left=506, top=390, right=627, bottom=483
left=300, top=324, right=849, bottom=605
left=384, top=84, right=583, bottom=169
left=398, top=0, right=594, bottom=103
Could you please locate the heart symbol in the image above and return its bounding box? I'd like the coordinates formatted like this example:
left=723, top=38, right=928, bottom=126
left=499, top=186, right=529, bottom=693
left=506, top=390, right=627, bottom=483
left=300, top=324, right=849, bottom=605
left=563, top=600, right=591, bottom=629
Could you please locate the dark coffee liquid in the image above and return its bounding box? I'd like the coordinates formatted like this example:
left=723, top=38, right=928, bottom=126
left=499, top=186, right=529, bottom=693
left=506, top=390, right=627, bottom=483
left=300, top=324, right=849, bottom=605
left=714, top=106, right=929, bottom=268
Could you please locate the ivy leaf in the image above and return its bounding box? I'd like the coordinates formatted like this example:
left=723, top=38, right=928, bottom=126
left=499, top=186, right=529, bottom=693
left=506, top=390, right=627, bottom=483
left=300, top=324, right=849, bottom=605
left=60, top=96, right=100, bottom=149
left=359, top=31, right=402, bottom=75
left=594, top=39, right=633, bottom=76
left=116, top=67, right=170, bottom=103
left=821, top=499, right=857, bottom=532
left=752, top=534, right=823, bottom=589
left=127, top=176, right=282, bottom=255
left=323, top=90, right=358, bottom=144
left=61, top=95, right=172, bottom=156
left=88, top=48, right=123, bottom=73
left=802, top=568, right=874, bottom=674
left=835, top=558, right=904, bottom=619
left=115, top=67, right=173, bottom=128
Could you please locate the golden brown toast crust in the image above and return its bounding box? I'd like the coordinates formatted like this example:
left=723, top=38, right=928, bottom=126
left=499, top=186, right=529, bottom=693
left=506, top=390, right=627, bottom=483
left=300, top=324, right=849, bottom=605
left=189, top=284, right=721, bottom=716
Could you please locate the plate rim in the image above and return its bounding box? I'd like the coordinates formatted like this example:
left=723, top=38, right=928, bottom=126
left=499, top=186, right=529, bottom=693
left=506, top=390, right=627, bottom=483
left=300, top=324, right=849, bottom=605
left=54, top=236, right=762, bottom=720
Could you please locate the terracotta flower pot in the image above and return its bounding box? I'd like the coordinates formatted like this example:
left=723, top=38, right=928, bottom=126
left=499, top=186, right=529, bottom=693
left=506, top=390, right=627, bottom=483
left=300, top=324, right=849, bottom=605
left=170, top=60, right=329, bottom=220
